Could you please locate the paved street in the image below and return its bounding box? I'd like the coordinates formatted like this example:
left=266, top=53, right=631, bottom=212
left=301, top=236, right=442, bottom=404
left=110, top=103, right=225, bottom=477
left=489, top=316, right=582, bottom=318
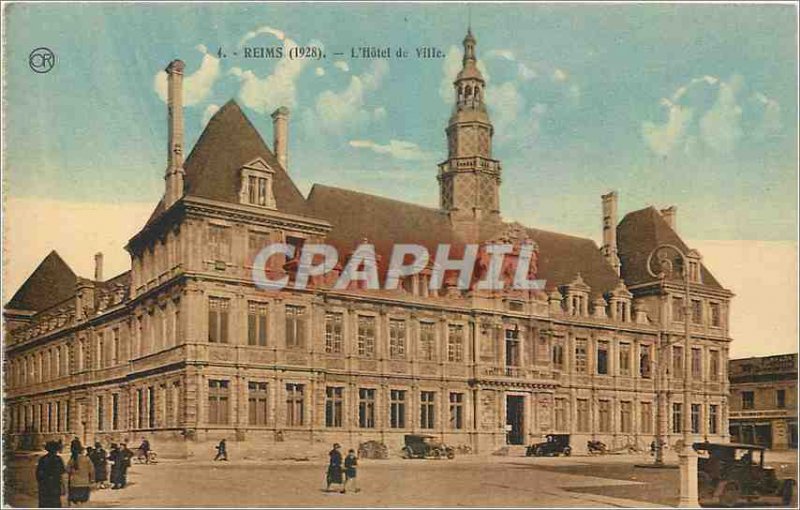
left=5, top=450, right=797, bottom=507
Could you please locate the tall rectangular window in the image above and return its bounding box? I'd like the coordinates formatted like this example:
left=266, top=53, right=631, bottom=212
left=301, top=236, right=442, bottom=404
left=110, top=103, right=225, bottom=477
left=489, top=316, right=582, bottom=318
left=710, top=302, right=721, bottom=327
left=449, top=324, right=466, bottom=363
left=112, top=329, right=120, bottom=365
left=247, top=302, right=268, bottom=346
left=552, top=342, right=564, bottom=368
left=640, top=344, right=652, bottom=378
left=673, top=297, right=684, bottom=322
left=709, top=350, right=720, bottom=381
left=358, top=388, right=376, bottom=428
left=598, top=400, right=611, bottom=432
left=357, top=316, right=376, bottom=358
left=248, top=231, right=270, bottom=264
left=325, top=387, right=343, bottom=428
left=285, top=384, right=304, bottom=426
left=148, top=386, right=156, bottom=428
left=504, top=328, right=519, bottom=367
left=577, top=399, right=590, bottom=432
left=620, top=401, right=632, bottom=433
left=619, top=343, right=631, bottom=376
left=672, top=403, right=683, bottom=433
left=97, top=396, right=105, bottom=430
left=98, top=336, right=105, bottom=369
left=137, top=389, right=145, bottom=428
left=449, top=392, right=464, bottom=430
left=672, top=346, right=683, bottom=376
left=640, top=402, right=653, bottom=434
left=575, top=340, right=588, bottom=373
left=554, top=398, right=567, bottom=430
left=691, top=403, right=701, bottom=433
left=389, top=319, right=407, bottom=359
left=777, top=389, right=786, bottom=409
left=419, top=322, right=436, bottom=361
left=420, top=391, right=435, bottom=429
left=390, top=390, right=406, bottom=429
left=324, top=313, right=343, bottom=354
left=691, top=300, right=702, bottom=324
left=691, top=348, right=702, bottom=378
left=741, top=391, right=754, bottom=410
left=112, top=394, right=119, bottom=430
left=248, top=382, right=269, bottom=425
left=208, top=298, right=229, bottom=343
left=709, top=404, right=719, bottom=434
left=208, top=380, right=229, bottom=425
left=209, top=225, right=231, bottom=262
left=596, top=341, right=609, bottom=375
left=285, top=306, right=306, bottom=348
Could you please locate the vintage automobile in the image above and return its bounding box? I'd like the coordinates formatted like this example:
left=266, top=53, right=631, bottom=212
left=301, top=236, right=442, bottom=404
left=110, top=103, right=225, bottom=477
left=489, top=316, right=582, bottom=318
left=526, top=434, right=572, bottom=457
left=401, top=434, right=455, bottom=459
left=693, top=441, right=795, bottom=507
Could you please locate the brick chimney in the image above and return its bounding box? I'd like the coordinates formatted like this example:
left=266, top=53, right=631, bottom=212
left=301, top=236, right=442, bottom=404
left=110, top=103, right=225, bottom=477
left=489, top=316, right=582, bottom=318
left=165, top=59, right=186, bottom=208
left=94, top=252, right=104, bottom=281
left=660, top=206, right=677, bottom=231
left=271, top=106, right=290, bottom=170
left=601, top=191, right=621, bottom=275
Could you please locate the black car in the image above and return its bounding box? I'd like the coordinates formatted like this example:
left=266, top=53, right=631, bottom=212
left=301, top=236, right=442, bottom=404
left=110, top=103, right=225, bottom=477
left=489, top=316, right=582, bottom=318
left=526, top=434, right=571, bottom=457
left=401, top=434, right=455, bottom=459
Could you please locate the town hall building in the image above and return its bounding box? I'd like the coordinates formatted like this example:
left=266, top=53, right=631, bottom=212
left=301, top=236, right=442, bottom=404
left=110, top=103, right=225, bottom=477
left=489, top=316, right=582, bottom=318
left=3, top=30, right=733, bottom=457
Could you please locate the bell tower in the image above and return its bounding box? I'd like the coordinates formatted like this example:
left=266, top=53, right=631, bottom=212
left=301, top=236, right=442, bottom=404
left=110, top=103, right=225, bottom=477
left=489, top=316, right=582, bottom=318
left=438, top=28, right=501, bottom=236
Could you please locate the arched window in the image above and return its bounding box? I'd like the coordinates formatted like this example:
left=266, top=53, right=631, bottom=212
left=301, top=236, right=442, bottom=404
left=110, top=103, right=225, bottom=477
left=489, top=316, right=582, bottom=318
left=474, top=86, right=481, bottom=100
left=465, top=85, right=473, bottom=98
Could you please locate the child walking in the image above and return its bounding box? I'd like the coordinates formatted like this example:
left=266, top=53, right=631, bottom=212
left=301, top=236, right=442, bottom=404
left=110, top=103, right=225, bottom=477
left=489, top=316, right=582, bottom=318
left=343, top=449, right=359, bottom=493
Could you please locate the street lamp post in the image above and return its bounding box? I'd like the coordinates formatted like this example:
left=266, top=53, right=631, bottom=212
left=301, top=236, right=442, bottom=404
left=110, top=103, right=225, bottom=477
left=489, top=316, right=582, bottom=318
left=646, top=244, right=699, bottom=508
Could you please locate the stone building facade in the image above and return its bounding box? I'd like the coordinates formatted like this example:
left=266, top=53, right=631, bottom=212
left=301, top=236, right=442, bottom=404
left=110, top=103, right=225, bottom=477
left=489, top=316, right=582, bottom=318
left=4, top=30, right=733, bottom=456
left=729, top=353, right=797, bottom=449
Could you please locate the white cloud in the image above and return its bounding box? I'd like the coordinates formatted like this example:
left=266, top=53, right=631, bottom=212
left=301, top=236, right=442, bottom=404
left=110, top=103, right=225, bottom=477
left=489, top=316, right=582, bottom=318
left=238, top=26, right=285, bottom=47
left=315, top=67, right=326, bottom=77
left=229, top=31, right=321, bottom=113
left=153, top=45, right=221, bottom=106
left=642, top=100, right=694, bottom=157
left=517, top=62, right=537, bottom=81
left=348, top=139, right=434, bottom=161
left=699, top=76, right=743, bottom=154
left=202, top=103, right=220, bottom=125
left=310, top=60, right=389, bottom=132
left=486, top=49, right=515, bottom=61
left=752, top=92, right=782, bottom=136
left=488, top=81, right=544, bottom=148
left=439, top=45, right=462, bottom=102
left=334, top=61, right=350, bottom=72
left=553, top=68, right=568, bottom=82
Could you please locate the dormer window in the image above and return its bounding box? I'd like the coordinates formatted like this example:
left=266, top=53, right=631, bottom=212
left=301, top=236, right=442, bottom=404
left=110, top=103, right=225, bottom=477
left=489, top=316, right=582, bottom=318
left=686, top=249, right=702, bottom=283
left=239, top=158, right=276, bottom=209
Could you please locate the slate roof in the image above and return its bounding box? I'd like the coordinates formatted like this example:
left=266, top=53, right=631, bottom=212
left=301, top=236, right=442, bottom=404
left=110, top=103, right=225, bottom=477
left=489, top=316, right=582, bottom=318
left=146, top=100, right=308, bottom=226
left=617, top=206, right=723, bottom=289
left=307, top=184, right=621, bottom=298
left=5, top=251, right=77, bottom=312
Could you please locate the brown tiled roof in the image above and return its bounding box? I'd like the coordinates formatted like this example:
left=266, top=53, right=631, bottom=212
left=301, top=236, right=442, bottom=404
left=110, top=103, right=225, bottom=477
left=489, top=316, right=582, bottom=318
left=5, top=251, right=77, bottom=312
left=306, top=184, right=456, bottom=259
left=182, top=100, right=308, bottom=215
left=617, top=206, right=723, bottom=289
left=307, top=184, right=620, bottom=297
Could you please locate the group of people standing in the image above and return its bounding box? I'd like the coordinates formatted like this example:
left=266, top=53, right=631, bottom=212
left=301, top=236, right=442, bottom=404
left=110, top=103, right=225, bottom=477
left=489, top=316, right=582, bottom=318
left=35, top=437, right=139, bottom=507
left=325, top=443, right=359, bottom=494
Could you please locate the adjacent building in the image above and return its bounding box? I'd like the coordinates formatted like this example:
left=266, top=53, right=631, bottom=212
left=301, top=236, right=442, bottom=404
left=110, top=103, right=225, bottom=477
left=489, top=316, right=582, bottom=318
left=729, top=353, right=797, bottom=449
left=3, top=30, right=733, bottom=457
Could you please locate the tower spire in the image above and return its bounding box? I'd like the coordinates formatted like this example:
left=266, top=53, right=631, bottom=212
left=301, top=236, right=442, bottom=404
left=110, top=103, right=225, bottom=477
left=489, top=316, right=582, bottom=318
left=437, top=28, right=502, bottom=239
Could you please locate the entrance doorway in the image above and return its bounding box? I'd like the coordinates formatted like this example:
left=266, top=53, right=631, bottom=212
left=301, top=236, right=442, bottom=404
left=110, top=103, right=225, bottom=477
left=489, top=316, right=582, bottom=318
left=506, top=396, right=524, bottom=445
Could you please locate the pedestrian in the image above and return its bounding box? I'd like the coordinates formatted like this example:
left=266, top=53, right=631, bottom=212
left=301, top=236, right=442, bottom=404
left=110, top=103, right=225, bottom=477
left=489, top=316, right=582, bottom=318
left=91, top=442, right=109, bottom=489
left=36, top=440, right=66, bottom=508
left=137, top=437, right=151, bottom=464
left=343, top=449, right=359, bottom=494
left=108, top=444, right=122, bottom=490
left=118, top=443, right=134, bottom=488
left=325, top=443, right=344, bottom=492
left=69, top=438, right=82, bottom=459
left=214, top=439, right=228, bottom=461
left=66, top=445, right=94, bottom=506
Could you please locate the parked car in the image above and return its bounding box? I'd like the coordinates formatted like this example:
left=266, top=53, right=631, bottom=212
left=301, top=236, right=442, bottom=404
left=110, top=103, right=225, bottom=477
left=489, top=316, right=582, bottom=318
left=401, top=434, right=455, bottom=459
left=693, top=441, right=795, bottom=507
left=358, top=440, right=389, bottom=459
left=526, top=434, right=572, bottom=457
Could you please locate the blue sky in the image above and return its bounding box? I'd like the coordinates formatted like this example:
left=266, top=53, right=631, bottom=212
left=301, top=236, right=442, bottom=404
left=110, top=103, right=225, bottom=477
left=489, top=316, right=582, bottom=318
left=4, top=3, right=798, bottom=242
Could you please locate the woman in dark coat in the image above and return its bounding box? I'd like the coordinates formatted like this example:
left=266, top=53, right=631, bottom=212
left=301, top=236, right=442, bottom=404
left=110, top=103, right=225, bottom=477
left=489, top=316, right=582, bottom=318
left=325, top=443, right=344, bottom=492
left=91, top=443, right=109, bottom=488
left=36, top=441, right=65, bottom=508
left=108, top=444, right=122, bottom=489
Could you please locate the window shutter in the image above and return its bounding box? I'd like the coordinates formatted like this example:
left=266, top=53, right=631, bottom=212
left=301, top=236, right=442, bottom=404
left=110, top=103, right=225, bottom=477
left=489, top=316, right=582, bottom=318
left=248, top=313, right=256, bottom=345
left=296, top=316, right=306, bottom=348
left=258, top=315, right=268, bottom=346
left=208, top=310, right=218, bottom=343
left=285, top=314, right=294, bottom=347
left=220, top=310, right=229, bottom=343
